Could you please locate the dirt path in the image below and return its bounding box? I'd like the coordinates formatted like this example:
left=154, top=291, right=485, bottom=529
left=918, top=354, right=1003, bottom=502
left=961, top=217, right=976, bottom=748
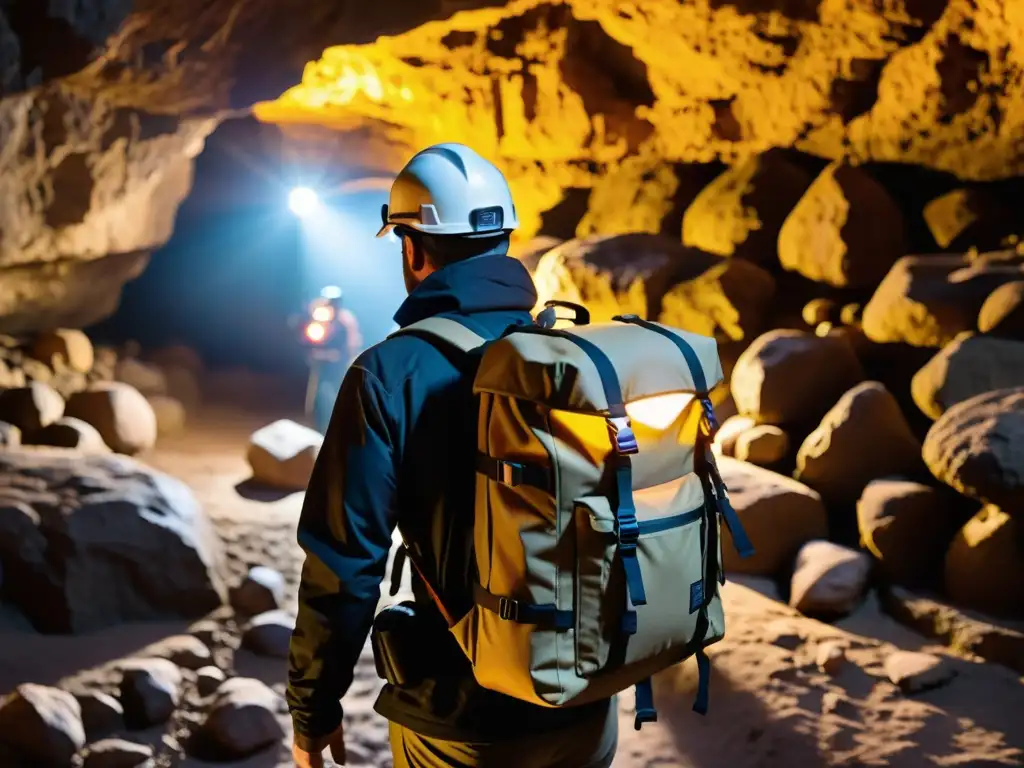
left=3, top=406, right=1023, bottom=767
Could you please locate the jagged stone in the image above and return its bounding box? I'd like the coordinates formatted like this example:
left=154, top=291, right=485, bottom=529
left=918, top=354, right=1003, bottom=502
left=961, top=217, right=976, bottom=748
left=0, top=451, right=226, bottom=633
left=923, top=187, right=1024, bottom=252
left=778, top=162, right=906, bottom=288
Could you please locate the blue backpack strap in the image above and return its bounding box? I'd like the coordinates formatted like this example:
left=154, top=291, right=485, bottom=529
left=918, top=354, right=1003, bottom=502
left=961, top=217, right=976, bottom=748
left=506, top=325, right=647, bottom=612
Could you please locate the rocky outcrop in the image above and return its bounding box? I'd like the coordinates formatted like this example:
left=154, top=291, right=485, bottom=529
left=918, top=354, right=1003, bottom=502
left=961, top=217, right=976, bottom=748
left=260, top=0, right=1024, bottom=244
left=0, top=1, right=501, bottom=333
left=0, top=451, right=226, bottom=633
left=862, top=253, right=1024, bottom=347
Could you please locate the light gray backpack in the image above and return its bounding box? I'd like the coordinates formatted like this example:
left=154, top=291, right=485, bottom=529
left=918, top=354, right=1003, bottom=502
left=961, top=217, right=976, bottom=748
left=391, top=304, right=754, bottom=729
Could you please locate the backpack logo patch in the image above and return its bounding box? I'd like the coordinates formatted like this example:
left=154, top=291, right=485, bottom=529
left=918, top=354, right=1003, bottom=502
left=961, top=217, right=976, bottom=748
left=689, top=580, right=704, bottom=614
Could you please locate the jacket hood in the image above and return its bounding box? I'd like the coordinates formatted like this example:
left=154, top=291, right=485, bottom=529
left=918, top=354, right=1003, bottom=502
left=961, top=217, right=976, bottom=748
left=394, top=253, right=538, bottom=327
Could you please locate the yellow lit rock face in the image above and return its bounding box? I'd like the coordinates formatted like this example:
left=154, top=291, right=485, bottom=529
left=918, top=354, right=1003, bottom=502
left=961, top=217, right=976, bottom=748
left=778, top=161, right=906, bottom=288
left=256, top=0, right=1024, bottom=241
left=682, top=151, right=813, bottom=265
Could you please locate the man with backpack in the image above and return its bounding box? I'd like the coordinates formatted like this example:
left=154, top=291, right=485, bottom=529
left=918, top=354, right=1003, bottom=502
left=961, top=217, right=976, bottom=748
left=288, top=144, right=754, bottom=768
left=288, top=143, right=619, bottom=768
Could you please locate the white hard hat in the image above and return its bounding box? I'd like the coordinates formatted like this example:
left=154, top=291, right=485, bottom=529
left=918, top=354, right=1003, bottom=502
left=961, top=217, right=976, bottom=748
left=376, top=143, right=519, bottom=239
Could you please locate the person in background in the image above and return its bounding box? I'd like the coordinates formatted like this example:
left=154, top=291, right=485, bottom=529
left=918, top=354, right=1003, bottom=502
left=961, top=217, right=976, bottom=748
left=301, top=286, right=364, bottom=432
left=288, top=143, right=617, bottom=767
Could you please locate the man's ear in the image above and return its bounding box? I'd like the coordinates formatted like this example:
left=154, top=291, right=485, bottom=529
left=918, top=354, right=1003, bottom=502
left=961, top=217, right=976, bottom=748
left=403, top=235, right=427, bottom=272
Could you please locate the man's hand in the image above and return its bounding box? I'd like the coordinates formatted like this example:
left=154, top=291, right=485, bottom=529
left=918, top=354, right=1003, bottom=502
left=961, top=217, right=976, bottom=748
left=292, top=724, right=347, bottom=767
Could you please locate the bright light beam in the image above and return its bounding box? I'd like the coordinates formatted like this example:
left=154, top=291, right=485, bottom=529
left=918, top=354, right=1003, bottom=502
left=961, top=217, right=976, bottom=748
left=289, top=187, right=321, bottom=218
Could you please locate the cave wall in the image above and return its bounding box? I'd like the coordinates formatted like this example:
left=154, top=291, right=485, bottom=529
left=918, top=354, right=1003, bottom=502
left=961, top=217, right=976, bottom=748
left=0, top=0, right=501, bottom=334
left=256, top=0, right=1024, bottom=241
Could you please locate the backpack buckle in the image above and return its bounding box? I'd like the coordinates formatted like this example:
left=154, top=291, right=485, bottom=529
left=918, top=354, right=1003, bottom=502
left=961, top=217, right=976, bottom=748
left=500, top=461, right=523, bottom=486
left=607, top=416, right=639, bottom=455
left=617, top=514, right=640, bottom=547
left=497, top=596, right=519, bottom=621
left=700, top=398, right=719, bottom=438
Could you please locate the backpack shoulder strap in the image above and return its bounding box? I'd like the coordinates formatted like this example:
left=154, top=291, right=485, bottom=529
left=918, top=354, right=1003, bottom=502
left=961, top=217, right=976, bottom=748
left=389, top=315, right=489, bottom=353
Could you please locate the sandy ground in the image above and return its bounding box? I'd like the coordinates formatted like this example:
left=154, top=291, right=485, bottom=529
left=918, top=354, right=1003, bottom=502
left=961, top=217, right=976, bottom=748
left=2, top=405, right=1023, bottom=768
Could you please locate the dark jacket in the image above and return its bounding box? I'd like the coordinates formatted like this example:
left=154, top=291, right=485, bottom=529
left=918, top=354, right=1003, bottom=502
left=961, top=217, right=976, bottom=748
left=287, top=254, right=608, bottom=747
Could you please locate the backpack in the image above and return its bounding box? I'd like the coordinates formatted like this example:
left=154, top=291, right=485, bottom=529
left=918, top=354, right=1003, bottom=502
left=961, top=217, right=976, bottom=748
left=390, top=302, right=755, bottom=729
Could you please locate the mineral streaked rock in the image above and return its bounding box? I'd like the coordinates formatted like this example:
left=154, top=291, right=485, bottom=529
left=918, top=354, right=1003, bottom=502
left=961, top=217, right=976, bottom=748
left=259, top=0, right=1024, bottom=242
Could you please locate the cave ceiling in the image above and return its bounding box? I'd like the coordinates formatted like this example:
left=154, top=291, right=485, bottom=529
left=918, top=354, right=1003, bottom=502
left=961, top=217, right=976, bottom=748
left=0, top=0, right=1022, bottom=333
left=255, top=0, right=1024, bottom=240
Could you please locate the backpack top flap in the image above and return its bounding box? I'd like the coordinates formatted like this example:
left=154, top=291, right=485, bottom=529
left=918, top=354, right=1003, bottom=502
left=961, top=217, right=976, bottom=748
left=474, top=320, right=722, bottom=414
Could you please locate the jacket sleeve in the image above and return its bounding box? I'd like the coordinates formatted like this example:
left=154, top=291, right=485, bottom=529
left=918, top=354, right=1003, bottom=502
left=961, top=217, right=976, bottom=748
left=287, top=364, right=399, bottom=748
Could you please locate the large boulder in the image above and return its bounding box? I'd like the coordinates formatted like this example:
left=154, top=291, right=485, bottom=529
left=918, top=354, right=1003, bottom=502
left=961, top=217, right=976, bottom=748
left=857, top=479, right=969, bottom=589
left=945, top=506, right=1024, bottom=619
left=148, top=395, right=187, bottom=437
left=118, top=659, right=181, bottom=729
left=796, top=382, right=924, bottom=506
left=911, top=333, right=1024, bottom=419
left=978, top=280, right=1024, bottom=339
left=0, top=381, right=64, bottom=433
left=531, top=234, right=775, bottom=340
left=862, top=252, right=1024, bottom=347
left=681, top=150, right=814, bottom=266
left=922, top=187, right=1024, bottom=252
left=0, top=684, right=86, bottom=767
left=194, top=678, right=284, bottom=759
left=65, top=382, right=158, bottom=455
left=717, top=457, right=828, bottom=576
left=113, top=359, right=168, bottom=398
left=0, top=451, right=226, bottom=633
left=778, top=161, right=906, bottom=289
left=733, top=425, right=789, bottom=467
left=923, top=387, right=1024, bottom=515
left=730, top=330, right=864, bottom=428
left=532, top=234, right=715, bottom=321
left=246, top=420, right=323, bottom=491
left=26, top=416, right=110, bottom=453
left=659, top=257, right=776, bottom=342
left=82, top=738, right=154, bottom=768
left=29, top=329, right=95, bottom=374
